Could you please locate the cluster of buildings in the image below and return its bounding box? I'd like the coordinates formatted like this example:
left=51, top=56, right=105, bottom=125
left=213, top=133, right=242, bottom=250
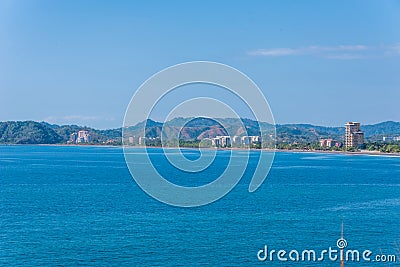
left=320, top=121, right=400, bottom=150
left=319, top=122, right=365, bottom=149
left=69, top=130, right=91, bottom=143
left=138, top=136, right=156, bottom=145
left=211, top=135, right=261, bottom=148
left=124, top=135, right=261, bottom=148
left=319, top=139, right=342, bottom=148
left=127, top=136, right=160, bottom=145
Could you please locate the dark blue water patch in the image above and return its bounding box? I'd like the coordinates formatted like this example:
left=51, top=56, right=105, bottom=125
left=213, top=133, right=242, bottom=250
left=145, top=147, right=233, bottom=187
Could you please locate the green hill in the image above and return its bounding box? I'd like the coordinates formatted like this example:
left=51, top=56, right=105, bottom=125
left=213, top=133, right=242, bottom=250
left=0, top=121, right=62, bottom=144
left=0, top=121, right=121, bottom=145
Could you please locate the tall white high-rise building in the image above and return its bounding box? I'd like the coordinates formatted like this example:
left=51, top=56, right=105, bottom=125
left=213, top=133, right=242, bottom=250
left=345, top=122, right=364, bottom=148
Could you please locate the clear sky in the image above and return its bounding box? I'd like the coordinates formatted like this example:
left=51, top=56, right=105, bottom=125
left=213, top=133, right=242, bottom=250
left=1, top=0, right=399, bottom=129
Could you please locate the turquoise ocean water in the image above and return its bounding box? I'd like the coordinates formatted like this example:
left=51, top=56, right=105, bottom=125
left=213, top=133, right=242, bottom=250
left=0, top=145, right=399, bottom=266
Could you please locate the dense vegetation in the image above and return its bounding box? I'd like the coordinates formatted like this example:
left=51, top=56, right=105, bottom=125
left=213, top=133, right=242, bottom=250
left=0, top=121, right=121, bottom=145
left=0, top=121, right=62, bottom=144
left=365, top=142, right=400, bottom=153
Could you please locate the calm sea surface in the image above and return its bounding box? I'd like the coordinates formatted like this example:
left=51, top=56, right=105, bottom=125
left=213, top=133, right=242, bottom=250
left=0, top=145, right=399, bottom=266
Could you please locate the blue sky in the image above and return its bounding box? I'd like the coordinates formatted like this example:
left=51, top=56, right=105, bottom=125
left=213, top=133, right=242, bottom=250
left=1, top=1, right=399, bottom=129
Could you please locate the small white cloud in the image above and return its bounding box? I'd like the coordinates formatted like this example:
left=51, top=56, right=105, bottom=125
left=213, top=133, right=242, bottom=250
left=336, top=45, right=368, bottom=51
left=248, top=48, right=299, bottom=56
left=247, top=44, right=399, bottom=59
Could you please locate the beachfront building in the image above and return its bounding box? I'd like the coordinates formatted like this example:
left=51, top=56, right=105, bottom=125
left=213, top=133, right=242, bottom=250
left=241, top=136, right=261, bottom=146
left=77, top=130, right=91, bottom=143
left=211, top=136, right=231, bottom=148
left=345, top=122, right=364, bottom=148
left=128, top=137, right=135, bottom=144
left=219, top=136, right=231, bottom=148
left=241, top=136, right=250, bottom=146
left=211, top=137, right=220, bottom=147
left=250, top=136, right=260, bottom=143
left=319, top=139, right=342, bottom=148
left=68, top=130, right=91, bottom=143
left=212, top=135, right=261, bottom=148
left=319, top=138, right=334, bottom=147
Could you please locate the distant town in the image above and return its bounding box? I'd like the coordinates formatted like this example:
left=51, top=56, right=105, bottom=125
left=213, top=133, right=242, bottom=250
left=319, top=122, right=364, bottom=149
left=320, top=121, right=399, bottom=152
left=123, top=121, right=400, bottom=153
left=126, top=135, right=262, bottom=149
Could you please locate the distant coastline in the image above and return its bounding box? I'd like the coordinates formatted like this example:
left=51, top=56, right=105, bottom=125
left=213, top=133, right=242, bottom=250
left=1, top=119, right=400, bottom=154
left=2, top=143, right=399, bottom=157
